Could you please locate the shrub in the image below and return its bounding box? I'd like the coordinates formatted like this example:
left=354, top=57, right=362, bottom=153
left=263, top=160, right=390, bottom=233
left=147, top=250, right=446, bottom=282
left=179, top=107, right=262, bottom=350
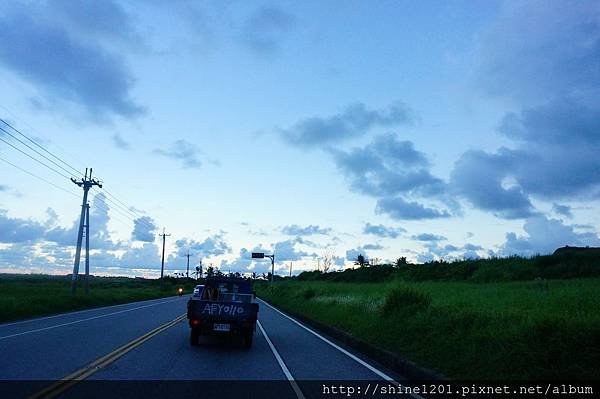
left=301, top=288, right=317, bottom=300
left=381, top=286, right=431, bottom=315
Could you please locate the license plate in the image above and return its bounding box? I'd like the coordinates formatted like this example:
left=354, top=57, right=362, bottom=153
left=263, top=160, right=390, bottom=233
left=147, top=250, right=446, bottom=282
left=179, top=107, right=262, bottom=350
left=213, top=323, right=230, bottom=332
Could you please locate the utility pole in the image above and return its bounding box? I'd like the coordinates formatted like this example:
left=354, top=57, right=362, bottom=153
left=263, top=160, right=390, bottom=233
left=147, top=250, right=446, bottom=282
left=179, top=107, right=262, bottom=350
left=289, top=262, right=292, bottom=277
left=269, top=254, right=275, bottom=289
left=84, top=203, right=90, bottom=295
left=185, top=251, right=191, bottom=278
left=159, top=228, right=171, bottom=279
left=71, top=168, right=102, bottom=295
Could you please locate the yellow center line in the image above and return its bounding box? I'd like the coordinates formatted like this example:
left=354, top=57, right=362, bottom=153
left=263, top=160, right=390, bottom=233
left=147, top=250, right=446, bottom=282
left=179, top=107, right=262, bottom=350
left=28, top=313, right=186, bottom=399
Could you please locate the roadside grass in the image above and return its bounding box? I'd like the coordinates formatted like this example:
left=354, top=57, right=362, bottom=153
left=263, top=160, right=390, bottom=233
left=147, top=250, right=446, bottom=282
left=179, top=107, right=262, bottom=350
left=0, top=274, right=198, bottom=323
left=256, top=278, right=600, bottom=380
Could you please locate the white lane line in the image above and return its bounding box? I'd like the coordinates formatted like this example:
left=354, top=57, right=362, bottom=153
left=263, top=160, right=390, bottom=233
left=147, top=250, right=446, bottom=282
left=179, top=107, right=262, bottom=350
left=257, top=320, right=305, bottom=399
left=258, top=299, right=424, bottom=399
left=0, top=296, right=180, bottom=328
left=0, top=298, right=182, bottom=341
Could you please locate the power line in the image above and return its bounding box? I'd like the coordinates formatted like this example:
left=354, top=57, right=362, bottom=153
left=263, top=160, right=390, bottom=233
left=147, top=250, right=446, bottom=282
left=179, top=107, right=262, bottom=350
left=91, top=188, right=155, bottom=230
left=91, top=195, right=140, bottom=225
left=0, top=156, right=79, bottom=198
left=0, top=110, right=159, bottom=245
left=0, top=118, right=82, bottom=177
left=96, top=188, right=144, bottom=221
left=0, top=134, right=72, bottom=180
left=0, top=105, right=87, bottom=172
left=90, top=189, right=155, bottom=231
left=89, top=194, right=138, bottom=229
left=0, top=135, right=149, bottom=230
left=103, top=188, right=144, bottom=217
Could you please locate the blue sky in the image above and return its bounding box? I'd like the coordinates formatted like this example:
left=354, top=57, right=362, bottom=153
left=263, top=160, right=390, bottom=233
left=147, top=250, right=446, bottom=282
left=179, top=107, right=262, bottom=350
left=0, top=0, right=599, bottom=277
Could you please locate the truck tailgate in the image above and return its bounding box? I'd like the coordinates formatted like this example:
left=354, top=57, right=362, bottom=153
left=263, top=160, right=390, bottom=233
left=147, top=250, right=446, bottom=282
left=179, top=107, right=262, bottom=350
left=187, top=300, right=258, bottom=321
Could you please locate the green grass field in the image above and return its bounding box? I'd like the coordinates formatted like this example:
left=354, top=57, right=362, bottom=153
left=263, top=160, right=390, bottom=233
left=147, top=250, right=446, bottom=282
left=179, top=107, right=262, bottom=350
left=0, top=274, right=197, bottom=323
left=256, top=278, right=600, bottom=380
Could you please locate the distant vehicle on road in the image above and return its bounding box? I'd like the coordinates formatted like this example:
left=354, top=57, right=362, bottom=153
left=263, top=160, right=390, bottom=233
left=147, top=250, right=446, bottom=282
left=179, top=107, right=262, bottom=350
left=187, top=277, right=258, bottom=348
left=177, top=287, right=184, bottom=296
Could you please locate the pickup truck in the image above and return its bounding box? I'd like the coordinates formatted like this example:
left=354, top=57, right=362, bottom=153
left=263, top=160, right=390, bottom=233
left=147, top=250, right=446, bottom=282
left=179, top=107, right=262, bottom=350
left=187, top=277, right=259, bottom=348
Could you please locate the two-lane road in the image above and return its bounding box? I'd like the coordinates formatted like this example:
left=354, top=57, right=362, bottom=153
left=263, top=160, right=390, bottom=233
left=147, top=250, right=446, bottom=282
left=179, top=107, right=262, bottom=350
left=0, top=295, right=412, bottom=398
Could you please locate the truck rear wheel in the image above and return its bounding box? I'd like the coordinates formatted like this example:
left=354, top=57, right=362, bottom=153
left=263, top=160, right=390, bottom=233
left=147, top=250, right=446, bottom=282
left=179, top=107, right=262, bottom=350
left=190, top=330, right=199, bottom=346
left=243, top=332, right=253, bottom=348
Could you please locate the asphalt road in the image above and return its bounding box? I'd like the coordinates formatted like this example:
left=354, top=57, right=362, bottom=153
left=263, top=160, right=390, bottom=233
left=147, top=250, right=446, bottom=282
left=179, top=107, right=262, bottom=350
left=0, top=295, right=410, bottom=399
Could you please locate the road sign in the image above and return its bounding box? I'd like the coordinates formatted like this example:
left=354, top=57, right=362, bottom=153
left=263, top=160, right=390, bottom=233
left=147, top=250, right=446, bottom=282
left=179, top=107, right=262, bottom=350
left=252, top=252, right=265, bottom=259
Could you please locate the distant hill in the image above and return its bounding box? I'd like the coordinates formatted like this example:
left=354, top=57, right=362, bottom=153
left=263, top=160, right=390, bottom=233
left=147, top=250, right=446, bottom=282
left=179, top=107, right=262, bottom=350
left=553, top=246, right=600, bottom=256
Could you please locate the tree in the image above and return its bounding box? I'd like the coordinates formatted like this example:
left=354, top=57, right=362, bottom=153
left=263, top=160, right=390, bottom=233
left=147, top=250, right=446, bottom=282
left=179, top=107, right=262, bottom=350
left=354, top=254, right=367, bottom=267
left=321, top=248, right=334, bottom=273
left=205, top=266, right=215, bottom=277
left=395, top=257, right=408, bottom=267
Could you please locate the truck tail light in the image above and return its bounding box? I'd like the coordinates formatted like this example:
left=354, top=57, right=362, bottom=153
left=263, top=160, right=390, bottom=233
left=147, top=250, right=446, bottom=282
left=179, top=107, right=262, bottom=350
left=191, top=319, right=200, bottom=326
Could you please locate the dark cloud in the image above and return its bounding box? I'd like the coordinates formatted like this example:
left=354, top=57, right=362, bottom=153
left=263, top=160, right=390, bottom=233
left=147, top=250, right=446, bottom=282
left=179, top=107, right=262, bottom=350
left=241, top=5, right=296, bottom=56
left=497, top=100, right=600, bottom=199
left=154, top=140, right=205, bottom=169
left=281, top=224, right=331, bottom=236
left=411, top=233, right=446, bottom=242
left=112, top=134, right=131, bottom=150
left=0, top=242, right=42, bottom=270
left=44, top=221, right=78, bottom=246
left=450, top=149, right=536, bottom=219
left=499, top=216, right=600, bottom=257
left=552, top=203, right=573, bottom=218
left=476, top=1, right=600, bottom=104
left=362, top=223, right=406, bottom=239
left=458, top=1, right=600, bottom=217
left=362, top=243, right=384, bottom=250
left=498, top=99, right=600, bottom=146
left=332, top=133, right=453, bottom=220
left=0, top=2, right=144, bottom=121
left=281, top=102, right=415, bottom=148
left=463, top=243, right=483, bottom=251
left=50, top=0, right=140, bottom=46
left=375, top=197, right=450, bottom=220
left=0, top=209, right=45, bottom=243
left=131, top=216, right=156, bottom=242
left=331, top=134, right=436, bottom=197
